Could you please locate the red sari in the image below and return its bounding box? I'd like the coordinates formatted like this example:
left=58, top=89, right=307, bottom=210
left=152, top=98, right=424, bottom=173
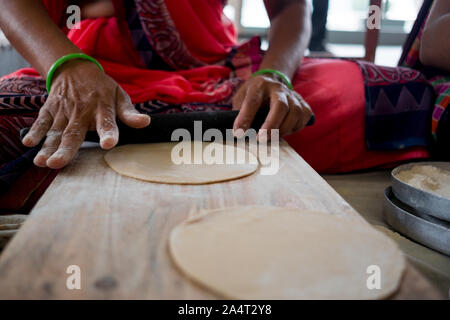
left=0, top=0, right=429, bottom=213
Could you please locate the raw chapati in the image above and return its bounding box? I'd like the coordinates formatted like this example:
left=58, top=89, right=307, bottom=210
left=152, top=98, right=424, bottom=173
left=169, top=206, right=405, bottom=299
left=104, top=142, right=258, bottom=184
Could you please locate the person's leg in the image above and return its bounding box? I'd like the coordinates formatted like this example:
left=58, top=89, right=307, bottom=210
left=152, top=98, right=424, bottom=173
left=309, top=0, right=329, bottom=52
left=435, top=105, right=450, bottom=160
left=285, top=58, right=429, bottom=173
left=0, top=74, right=57, bottom=214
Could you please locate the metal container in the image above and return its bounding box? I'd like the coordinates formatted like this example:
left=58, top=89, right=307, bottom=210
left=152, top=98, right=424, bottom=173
left=383, top=187, right=450, bottom=256
left=391, top=162, right=450, bottom=222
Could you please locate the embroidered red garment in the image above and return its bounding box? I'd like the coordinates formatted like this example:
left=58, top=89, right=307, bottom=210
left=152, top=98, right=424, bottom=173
left=285, top=58, right=428, bottom=173
left=0, top=0, right=431, bottom=216
left=18, top=0, right=238, bottom=105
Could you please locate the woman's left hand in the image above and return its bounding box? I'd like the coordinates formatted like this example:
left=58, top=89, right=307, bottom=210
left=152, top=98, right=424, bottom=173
left=232, top=74, right=312, bottom=141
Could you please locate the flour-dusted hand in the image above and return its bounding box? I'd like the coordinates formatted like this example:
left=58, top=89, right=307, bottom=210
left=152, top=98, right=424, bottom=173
left=22, top=60, right=151, bottom=169
left=232, top=74, right=312, bottom=141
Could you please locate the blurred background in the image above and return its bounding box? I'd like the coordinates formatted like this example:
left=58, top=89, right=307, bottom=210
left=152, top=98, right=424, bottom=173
left=0, top=0, right=424, bottom=77
left=226, top=0, right=423, bottom=65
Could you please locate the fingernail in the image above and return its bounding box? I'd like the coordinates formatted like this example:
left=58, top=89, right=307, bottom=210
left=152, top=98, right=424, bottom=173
left=233, top=128, right=245, bottom=139
left=258, top=130, right=268, bottom=143
left=47, top=152, right=66, bottom=169
left=35, top=151, right=46, bottom=161
left=34, top=155, right=47, bottom=167
left=100, top=135, right=116, bottom=148
left=135, top=114, right=151, bottom=124
left=48, top=152, right=63, bottom=162
left=127, top=112, right=147, bottom=118
left=22, top=136, right=32, bottom=145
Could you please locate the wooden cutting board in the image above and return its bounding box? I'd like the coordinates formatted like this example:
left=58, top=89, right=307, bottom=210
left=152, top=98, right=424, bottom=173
left=0, top=141, right=442, bottom=299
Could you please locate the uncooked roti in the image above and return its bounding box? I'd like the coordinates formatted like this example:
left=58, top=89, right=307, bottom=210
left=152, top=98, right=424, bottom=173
left=104, top=142, right=258, bottom=184
left=170, top=206, right=405, bottom=300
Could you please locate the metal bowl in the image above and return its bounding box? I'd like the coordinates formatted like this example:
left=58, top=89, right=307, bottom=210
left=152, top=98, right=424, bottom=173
left=391, top=162, right=450, bottom=222
left=383, top=187, right=450, bottom=256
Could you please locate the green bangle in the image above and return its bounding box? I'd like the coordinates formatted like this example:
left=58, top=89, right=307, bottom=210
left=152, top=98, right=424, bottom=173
left=46, top=53, right=104, bottom=93
left=251, top=69, right=294, bottom=90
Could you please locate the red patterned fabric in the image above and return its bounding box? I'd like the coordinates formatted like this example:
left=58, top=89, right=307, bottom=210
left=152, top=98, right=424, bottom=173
left=285, top=58, right=428, bottom=173
left=0, top=0, right=431, bottom=216
left=12, top=18, right=239, bottom=106
left=27, top=0, right=240, bottom=105
left=0, top=165, right=58, bottom=214
left=0, top=76, right=45, bottom=164
left=0, top=75, right=49, bottom=213
left=355, top=60, right=434, bottom=151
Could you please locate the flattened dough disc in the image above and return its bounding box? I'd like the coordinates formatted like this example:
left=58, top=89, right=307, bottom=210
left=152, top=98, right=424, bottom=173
left=170, top=206, right=405, bottom=299
left=104, top=142, right=258, bottom=184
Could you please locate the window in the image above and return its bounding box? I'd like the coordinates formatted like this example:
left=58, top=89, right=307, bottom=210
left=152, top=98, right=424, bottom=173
left=227, top=0, right=423, bottom=43
left=225, top=0, right=424, bottom=65
left=240, top=0, right=269, bottom=28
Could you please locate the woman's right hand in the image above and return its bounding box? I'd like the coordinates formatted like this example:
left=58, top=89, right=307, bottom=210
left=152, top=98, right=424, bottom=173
left=22, top=59, right=151, bottom=169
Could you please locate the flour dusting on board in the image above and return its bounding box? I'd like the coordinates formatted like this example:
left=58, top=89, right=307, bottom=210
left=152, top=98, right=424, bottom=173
left=395, top=165, right=450, bottom=199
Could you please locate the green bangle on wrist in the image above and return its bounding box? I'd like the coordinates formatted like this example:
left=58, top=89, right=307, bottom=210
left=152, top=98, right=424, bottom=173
left=46, top=53, right=104, bottom=93
left=251, top=69, right=294, bottom=90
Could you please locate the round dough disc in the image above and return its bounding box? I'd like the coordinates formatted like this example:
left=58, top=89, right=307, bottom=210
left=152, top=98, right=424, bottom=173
left=170, top=206, right=405, bottom=299
left=104, top=142, right=258, bottom=184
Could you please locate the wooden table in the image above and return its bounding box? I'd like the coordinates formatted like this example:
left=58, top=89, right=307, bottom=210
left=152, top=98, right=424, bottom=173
left=0, top=142, right=442, bottom=299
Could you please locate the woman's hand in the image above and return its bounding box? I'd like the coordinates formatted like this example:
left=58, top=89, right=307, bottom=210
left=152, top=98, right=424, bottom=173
left=232, top=74, right=312, bottom=141
left=22, top=60, right=151, bottom=169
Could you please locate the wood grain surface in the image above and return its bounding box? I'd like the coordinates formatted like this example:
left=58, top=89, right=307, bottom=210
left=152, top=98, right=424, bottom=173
left=0, top=141, right=442, bottom=299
